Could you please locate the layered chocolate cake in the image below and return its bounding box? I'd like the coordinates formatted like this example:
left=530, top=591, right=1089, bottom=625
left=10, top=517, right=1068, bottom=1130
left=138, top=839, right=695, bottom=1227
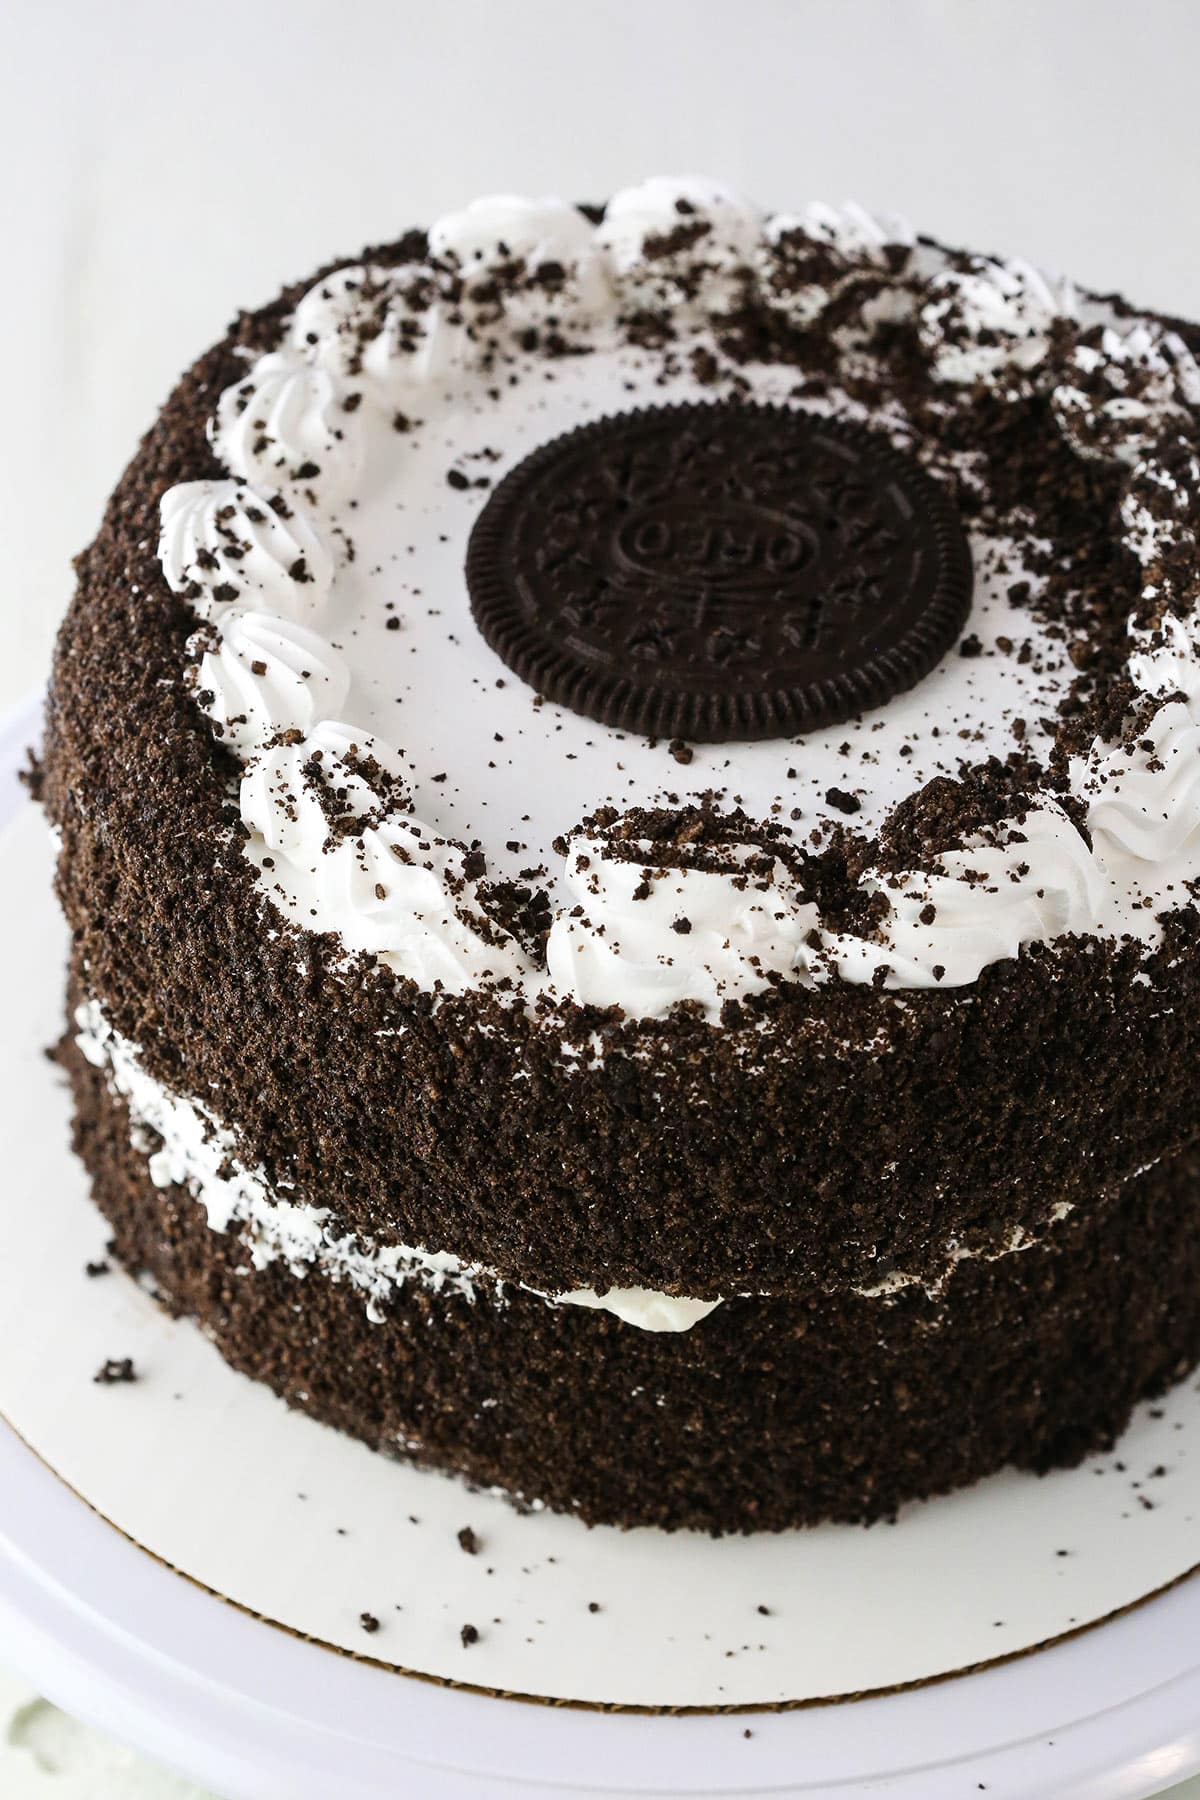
left=42, top=180, right=1200, bottom=1531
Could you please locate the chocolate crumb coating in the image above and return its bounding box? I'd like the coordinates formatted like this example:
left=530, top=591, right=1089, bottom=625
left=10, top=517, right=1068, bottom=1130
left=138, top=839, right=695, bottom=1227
left=63, top=1033, right=1200, bottom=1533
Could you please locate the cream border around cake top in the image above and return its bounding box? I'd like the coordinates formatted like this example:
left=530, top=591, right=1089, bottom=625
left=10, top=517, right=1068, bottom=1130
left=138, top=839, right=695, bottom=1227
left=154, top=176, right=1200, bottom=1022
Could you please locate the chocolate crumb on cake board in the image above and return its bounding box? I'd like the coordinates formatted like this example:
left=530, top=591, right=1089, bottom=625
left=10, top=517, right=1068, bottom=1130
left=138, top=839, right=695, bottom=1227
left=93, top=1357, right=137, bottom=1386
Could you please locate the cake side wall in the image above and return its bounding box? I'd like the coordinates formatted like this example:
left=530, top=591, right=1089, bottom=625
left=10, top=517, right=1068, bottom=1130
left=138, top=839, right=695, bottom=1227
left=61, top=1029, right=1200, bottom=1533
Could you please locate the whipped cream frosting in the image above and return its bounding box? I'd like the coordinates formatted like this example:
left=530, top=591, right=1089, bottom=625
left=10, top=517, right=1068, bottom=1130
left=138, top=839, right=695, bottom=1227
left=1052, top=322, right=1200, bottom=466
left=597, top=176, right=763, bottom=315
left=546, top=837, right=821, bottom=1016
left=761, top=201, right=916, bottom=328
left=787, top=199, right=915, bottom=261
left=431, top=194, right=613, bottom=322
left=834, top=803, right=1109, bottom=991
left=159, top=479, right=335, bottom=620
left=192, top=611, right=350, bottom=756
left=237, top=719, right=532, bottom=993
left=153, top=177, right=1200, bottom=1023
left=919, top=255, right=1077, bottom=387
left=210, top=351, right=367, bottom=501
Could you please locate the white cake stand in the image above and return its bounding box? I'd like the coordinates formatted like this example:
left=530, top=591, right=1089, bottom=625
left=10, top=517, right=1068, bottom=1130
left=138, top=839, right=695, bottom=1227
left=5, top=693, right=1200, bottom=1799
left=2, top=1415, right=1200, bottom=1800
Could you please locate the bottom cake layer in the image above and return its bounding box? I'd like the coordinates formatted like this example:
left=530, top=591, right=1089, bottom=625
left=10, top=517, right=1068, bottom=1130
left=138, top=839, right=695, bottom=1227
left=63, top=1030, right=1200, bottom=1534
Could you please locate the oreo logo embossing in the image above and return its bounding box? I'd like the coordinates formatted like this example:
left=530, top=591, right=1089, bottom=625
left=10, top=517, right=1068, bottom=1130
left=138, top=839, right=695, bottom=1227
left=614, top=505, right=819, bottom=593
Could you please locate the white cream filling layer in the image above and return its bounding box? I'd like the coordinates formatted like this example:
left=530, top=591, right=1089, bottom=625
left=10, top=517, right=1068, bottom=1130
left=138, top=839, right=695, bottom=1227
left=73, top=994, right=1099, bottom=1331
left=73, top=1000, right=722, bottom=1334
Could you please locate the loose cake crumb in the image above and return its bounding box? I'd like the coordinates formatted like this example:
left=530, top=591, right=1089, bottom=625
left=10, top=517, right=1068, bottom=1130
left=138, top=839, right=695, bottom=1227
left=824, top=786, right=861, bottom=815
left=93, top=1357, right=137, bottom=1385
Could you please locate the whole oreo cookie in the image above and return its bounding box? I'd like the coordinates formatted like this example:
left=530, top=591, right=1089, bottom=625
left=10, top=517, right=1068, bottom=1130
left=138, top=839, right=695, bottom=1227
left=466, top=401, right=974, bottom=742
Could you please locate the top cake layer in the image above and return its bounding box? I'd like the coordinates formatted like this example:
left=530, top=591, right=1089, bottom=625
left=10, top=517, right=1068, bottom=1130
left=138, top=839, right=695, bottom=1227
left=154, top=178, right=1200, bottom=1022
left=40, top=181, right=1200, bottom=1300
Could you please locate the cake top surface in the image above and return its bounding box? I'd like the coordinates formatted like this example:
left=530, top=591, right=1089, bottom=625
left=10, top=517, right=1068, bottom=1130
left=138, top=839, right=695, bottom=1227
left=155, top=178, right=1200, bottom=1023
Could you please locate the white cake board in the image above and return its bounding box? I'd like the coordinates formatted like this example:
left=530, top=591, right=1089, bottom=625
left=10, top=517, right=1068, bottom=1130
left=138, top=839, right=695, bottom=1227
left=5, top=694, right=1200, bottom=1797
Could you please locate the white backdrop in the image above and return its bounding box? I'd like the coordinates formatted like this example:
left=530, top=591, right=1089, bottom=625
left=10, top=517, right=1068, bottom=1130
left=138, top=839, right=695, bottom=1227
left=3, top=4, right=1200, bottom=1795
left=4, top=0, right=1200, bottom=716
